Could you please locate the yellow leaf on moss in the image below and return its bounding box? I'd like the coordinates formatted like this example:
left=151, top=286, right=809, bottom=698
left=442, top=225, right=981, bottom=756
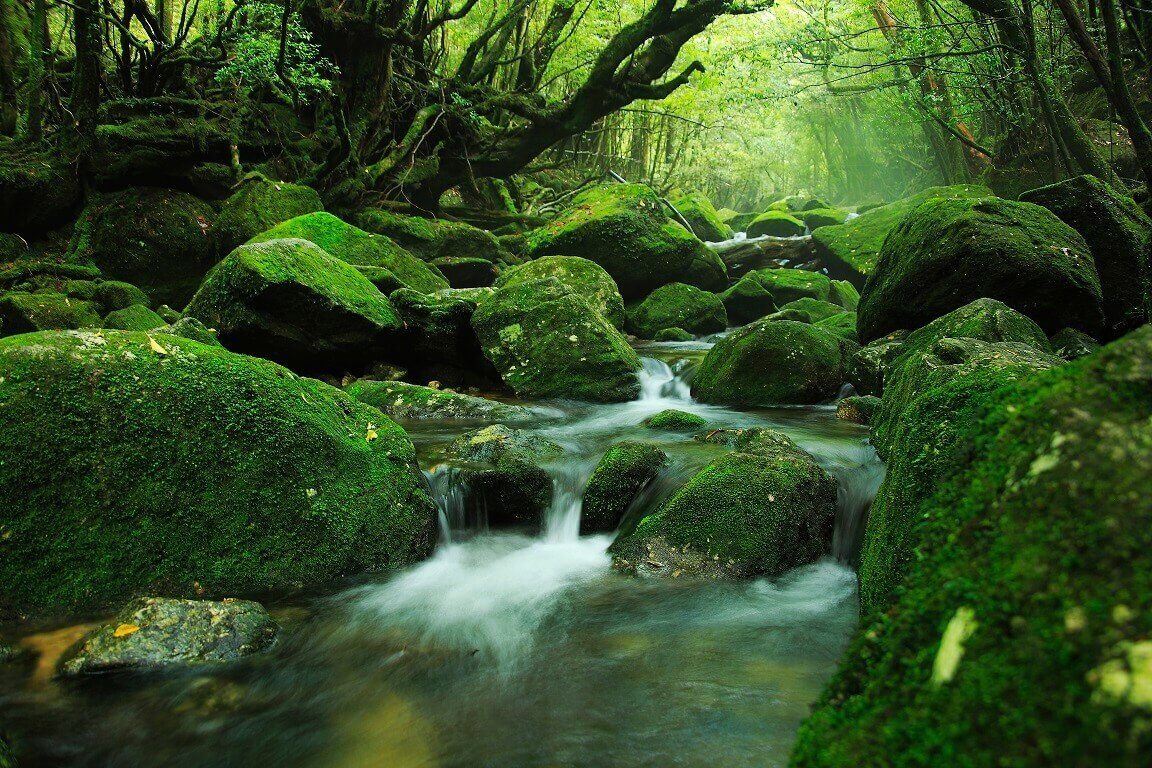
left=148, top=336, right=168, bottom=355
left=113, top=623, right=140, bottom=638
left=366, top=424, right=379, bottom=442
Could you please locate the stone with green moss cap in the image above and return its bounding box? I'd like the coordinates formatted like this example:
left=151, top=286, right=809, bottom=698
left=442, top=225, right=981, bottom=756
left=672, top=191, right=734, bottom=241
left=103, top=304, right=166, bottom=331
left=0, top=329, right=436, bottom=614
left=0, top=292, right=102, bottom=336
left=746, top=210, right=806, bottom=238
left=581, top=442, right=667, bottom=534
left=719, top=276, right=777, bottom=325
left=357, top=208, right=509, bottom=265
left=472, top=277, right=641, bottom=402
left=654, top=327, right=693, bottom=342
left=496, top=255, right=625, bottom=329
left=814, top=312, right=858, bottom=342
left=791, top=327, right=1152, bottom=768
left=626, top=282, right=727, bottom=338
left=642, top=409, right=708, bottom=432
left=248, top=212, right=448, bottom=294
left=345, top=379, right=531, bottom=421
left=799, top=207, right=848, bottom=230
left=184, top=238, right=403, bottom=372
left=445, top=425, right=562, bottom=526
left=692, top=319, right=853, bottom=405
left=745, top=268, right=831, bottom=306
left=768, top=297, right=845, bottom=325
left=213, top=175, right=324, bottom=254
left=610, top=430, right=836, bottom=579
left=859, top=196, right=1104, bottom=342
left=525, top=184, right=726, bottom=299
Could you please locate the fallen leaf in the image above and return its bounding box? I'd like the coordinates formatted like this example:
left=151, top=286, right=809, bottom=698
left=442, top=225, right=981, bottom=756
left=366, top=424, right=379, bottom=442
left=113, top=623, right=140, bottom=638
left=148, top=336, right=168, bottom=355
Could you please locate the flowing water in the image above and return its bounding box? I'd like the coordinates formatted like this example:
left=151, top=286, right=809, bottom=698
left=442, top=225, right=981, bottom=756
left=0, top=342, right=883, bottom=768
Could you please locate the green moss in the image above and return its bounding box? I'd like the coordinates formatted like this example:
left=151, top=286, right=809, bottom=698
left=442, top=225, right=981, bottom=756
left=0, top=292, right=102, bottom=336
left=1020, top=174, right=1152, bottom=338
left=799, top=207, right=848, bottom=230
left=654, top=327, right=693, bottom=342
left=814, top=311, right=858, bottom=342
left=811, top=184, right=992, bottom=284
left=525, top=184, right=726, bottom=299
left=792, top=328, right=1152, bottom=767
left=0, top=144, right=82, bottom=233
left=768, top=297, right=845, bottom=324
left=158, top=317, right=221, bottom=346
left=344, top=379, right=530, bottom=421
left=835, top=394, right=880, bottom=424
left=609, top=430, right=836, bottom=578
left=745, top=268, right=832, bottom=306
left=68, top=187, right=217, bottom=307
left=746, top=210, right=806, bottom=238
left=1050, top=326, right=1100, bottom=360
left=185, top=238, right=402, bottom=371
left=828, top=279, right=859, bottom=310
left=103, top=304, right=166, bottom=331
left=673, top=191, right=735, bottom=241
left=0, top=329, right=436, bottom=614
left=642, top=408, right=708, bottom=432
left=719, top=276, right=777, bottom=325
left=471, top=277, right=641, bottom=402
left=248, top=212, right=448, bottom=294
left=859, top=196, right=1104, bottom=342
left=356, top=209, right=509, bottom=264
left=445, top=425, right=562, bottom=526
left=626, top=282, right=727, bottom=338
left=692, top=319, right=853, bottom=405
left=580, top=442, right=667, bottom=534
left=496, top=255, right=625, bottom=329
left=213, top=175, right=323, bottom=254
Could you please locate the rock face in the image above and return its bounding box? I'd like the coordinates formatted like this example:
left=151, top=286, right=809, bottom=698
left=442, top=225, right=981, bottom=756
left=672, top=191, right=734, bottom=241
left=811, top=184, right=991, bottom=285
left=212, top=175, right=324, bottom=254
left=68, top=187, right=216, bottom=306
left=184, top=239, right=403, bottom=372
left=389, top=288, right=494, bottom=386
left=0, top=330, right=436, bottom=614
left=692, top=319, right=852, bottom=405
left=248, top=212, right=449, bottom=294
left=472, top=278, right=641, bottom=402
left=746, top=211, right=806, bottom=238
left=580, top=442, right=667, bottom=534
left=495, top=256, right=625, bottom=329
left=626, top=282, right=727, bottom=338
left=344, top=379, right=532, bottom=421
left=430, top=256, right=499, bottom=288
left=525, top=184, right=726, bottom=299
left=610, top=430, right=837, bottom=579
left=858, top=196, right=1105, bottom=341
left=791, top=328, right=1152, bottom=768
left=1020, top=174, right=1152, bottom=338
left=446, top=425, right=563, bottom=526
left=58, top=597, right=279, bottom=676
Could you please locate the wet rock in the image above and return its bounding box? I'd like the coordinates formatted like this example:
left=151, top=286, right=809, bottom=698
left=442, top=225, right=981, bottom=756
left=390, top=288, right=494, bottom=386
left=345, top=379, right=532, bottom=422
left=59, top=597, right=279, bottom=676
left=654, top=327, right=693, bottom=342
left=642, top=409, right=708, bottom=432
left=836, top=395, right=880, bottom=425
left=846, top=332, right=907, bottom=396
left=446, top=425, right=563, bottom=526
left=581, top=442, right=667, bottom=534
left=626, top=282, right=727, bottom=339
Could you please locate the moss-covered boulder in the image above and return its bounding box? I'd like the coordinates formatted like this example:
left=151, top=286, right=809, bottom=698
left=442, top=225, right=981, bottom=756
left=672, top=191, right=734, bottom=241
left=653, top=327, right=694, bottom=342
left=356, top=209, right=508, bottom=265
left=791, top=328, right=1152, bottom=768
left=248, top=212, right=448, bottom=294
left=158, top=316, right=221, bottom=346
left=610, top=430, right=837, bottom=579
left=212, top=175, right=323, bottom=254
left=626, top=282, right=727, bottom=338
left=0, top=330, right=437, bottom=614
left=845, top=332, right=907, bottom=396
left=525, top=184, right=726, bottom=299
left=642, top=408, right=708, bottom=432
left=812, top=184, right=991, bottom=285
left=0, top=146, right=82, bottom=233
left=718, top=275, right=777, bottom=325
left=69, top=187, right=216, bottom=307
left=103, top=304, right=166, bottom=331
left=768, top=297, right=846, bottom=325
left=430, top=256, right=499, bottom=288
left=858, top=196, right=1104, bottom=341
left=581, top=442, right=667, bottom=534
left=692, top=319, right=852, bottom=405
left=58, top=597, right=279, bottom=676
left=184, top=239, right=403, bottom=371
left=495, top=255, right=625, bottom=329
left=745, top=268, right=832, bottom=306
left=472, top=278, right=641, bottom=402
left=829, top=279, right=860, bottom=311
left=800, top=207, right=848, bottom=230
left=445, top=425, right=563, bottom=527
left=389, top=288, right=494, bottom=386
left=1020, top=174, right=1152, bottom=338
left=836, top=394, right=880, bottom=425
left=814, top=311, right=858, bottom=343
left=1050, top=326, right=1100, bottom=360
left=344, top=379, right=531, bottom=422
left=746, top=210, right=806, bottom=238
left=0, top=292, right=102, bottom=336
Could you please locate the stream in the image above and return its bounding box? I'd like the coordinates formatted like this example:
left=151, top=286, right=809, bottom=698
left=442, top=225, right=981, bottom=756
left=0, top=341, right=884, bottom=768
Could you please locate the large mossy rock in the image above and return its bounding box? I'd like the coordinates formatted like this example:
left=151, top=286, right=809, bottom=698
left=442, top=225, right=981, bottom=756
left=692, top=319, right=852, bottom=405
left=445, top=425, right=562, bottom=527
left=1020, top=174, right=1152, bottom=339
left=0, top=145, right=82, bottom=233
left=0, top=292, right=102, bottom=336
left=858, top=196, right=1104, bottom=342
left=389, top=288, right=494, bottom=386
left=0, top=330, right=437, bottom=615
left=791, top=327, right=1152, bottom=768
left=495, top=255, right=625, bottom=329
left=672, top=191, right=734, bottom=241
left=344, top=379, right=531, bottom=422
left=212, top=175, right=324, bottom=254
left=103, top=304, right=166, bottom=331
left=746, top=210, right=806, bottom=238
left=356, top=209, right=508, bottom=264
left=525, top=184, right=726, bottom=299
left=811, top=184, right=991, bottom=285
left=609, top=430, right=837, bottom=578
left=580, top=442, right=667, bottom=534
left=800, top=207, right=848, bottom=230
left=745, top=268, right=831, bottom=306
left=719, top=275, right=777, bottom=325
left=626, top=282, right=727, bottom=338
left=69, top=187, right=216, bottom=307
left=58, top=597, right=279, bottom=676
left=472, top=278, right=641, bottom=402
left=248, top=212, right=448, bottom=294
left=768, top=297, right=846, bottom=325
left=184, top=239, right=402, bottom=372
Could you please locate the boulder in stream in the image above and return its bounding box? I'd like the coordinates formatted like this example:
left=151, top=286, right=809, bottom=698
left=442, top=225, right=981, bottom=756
left=718, top=275, right=777, bottom=325
left=626, top=282, right=727, bottom=338
left=642, top=409, right=708, bottom=432
left=746, top=211, right=805, bottom=238
left=581, top=442, right=668, bottom=534
left=59, top=597, right=279, bottom=676
left=446, top=425, right=563, bottom=527
left=344, top=379, right=532, bottom=422
left=495, top=255, right=625, bottom=329
left=744, top=268, right=831, bottom=306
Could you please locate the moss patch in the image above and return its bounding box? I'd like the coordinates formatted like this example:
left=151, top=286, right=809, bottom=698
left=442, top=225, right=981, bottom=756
left=626, top=282, right=727, bottom=338
left=581, top=442, right=667, bottom=534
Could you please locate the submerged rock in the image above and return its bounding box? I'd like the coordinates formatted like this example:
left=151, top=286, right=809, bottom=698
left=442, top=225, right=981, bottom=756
left=495, top=255, right=625, bottom=329
left=212, top=175, right=324, bottom=254
left=344, top=379, right=531, bottom=421
left=858, top=196, right=1104, bottom=341
left=0, top=330, right=436, bottom=614
left=526, top=184, right=726, bottom=299
left=626, top=282, right=727, bottom=339
left=581, top=442, right=667, bottom=534
left=642, top=409, right=708, bottom=432
left=610, top=430, right=836, bottom=579
left=472, top=278, right=641, bottom=402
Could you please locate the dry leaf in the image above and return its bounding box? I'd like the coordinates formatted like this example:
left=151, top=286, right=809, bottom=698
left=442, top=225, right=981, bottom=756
left=148, top=336, right=168, bottom=355
left=366, top=424, right=379, bottom=442
left=113, top=623, right=140, bottom=638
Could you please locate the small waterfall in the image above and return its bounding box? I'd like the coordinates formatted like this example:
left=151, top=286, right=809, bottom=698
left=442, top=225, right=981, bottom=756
left=541, top=461, right=595, bottom=543
left=426, top=466, right=486, bottom=543
left=638, top=357, right=691, bottom=401
left=820, top=444, right=885, bottom=565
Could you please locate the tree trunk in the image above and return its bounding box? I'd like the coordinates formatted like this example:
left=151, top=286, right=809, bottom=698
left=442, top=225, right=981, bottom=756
left=70, top=0, right=103, bottom=161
